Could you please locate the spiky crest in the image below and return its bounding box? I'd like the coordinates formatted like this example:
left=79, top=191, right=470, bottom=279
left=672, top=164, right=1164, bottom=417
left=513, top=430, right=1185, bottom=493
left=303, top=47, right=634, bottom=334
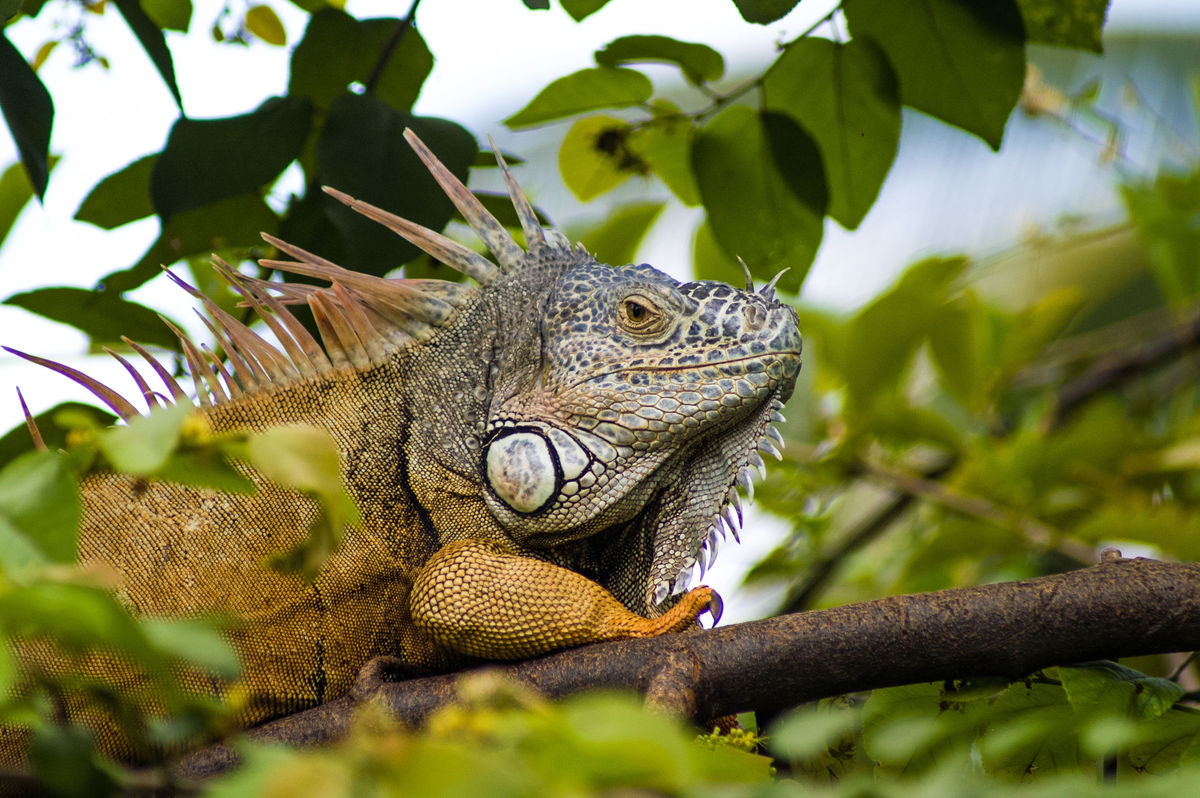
left=6, top=131, right=571, bottom=430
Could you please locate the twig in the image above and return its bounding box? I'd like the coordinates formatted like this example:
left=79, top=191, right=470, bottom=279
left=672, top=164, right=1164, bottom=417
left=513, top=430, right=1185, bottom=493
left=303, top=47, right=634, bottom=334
left=364, top=0, right=423, bottom=95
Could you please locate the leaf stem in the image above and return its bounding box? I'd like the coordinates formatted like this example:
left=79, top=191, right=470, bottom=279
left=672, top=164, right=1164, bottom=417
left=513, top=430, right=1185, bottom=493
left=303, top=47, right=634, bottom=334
left=364, top=0, right=423, bottom=96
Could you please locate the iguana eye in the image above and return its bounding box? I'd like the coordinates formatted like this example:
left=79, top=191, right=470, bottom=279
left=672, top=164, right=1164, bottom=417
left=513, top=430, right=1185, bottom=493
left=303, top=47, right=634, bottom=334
left=617, top=295, right=668, bottom=335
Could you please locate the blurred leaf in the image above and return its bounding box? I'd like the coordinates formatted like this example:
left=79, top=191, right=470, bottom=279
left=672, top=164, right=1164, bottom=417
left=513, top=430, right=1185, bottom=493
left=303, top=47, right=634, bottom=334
left=140, top=617, right=240, bottom=679
left=112, top=0, right=183, bottom=109
left=732, top=0, right=800, bottom=24
left=769, top=700, right=862, bottom=762
left=245, top=4, right=286, bottom=45
left=928, top=291, right=991, bottom=407
left=316, top=96, right=474, bottom=274
left=998, top=286, right=1082, bottom=373
left=843, top=257, right=968, bottom=409
left=977, top=681, right=1083, bottom=776
left=141, top=0, right=192, bottom=32
left=693, top=106, right=825, bottom=294
left=558, top=115, right=639, bottom=200
left=0, top=30, right=53, bottom=198
left=763, top=37, right=900, bottom=229
left=151, top=96, right=312, bottom=222
left=1121, top=167, right=1200, bottom=306
left=1059, top=661, right=1183, bottom=721
left=0, top=160, right=38, bottom=245
left=0, top=582, right=157, bottom=662
left=576, top=201, right=664, bottom=265
left=0, top=0, right=21, bottom=22
left=505, top=67, right=653, bottom=129
left=0, top=449, right=78, bottom=564
left=844, top=0, right=1025, bottom=150
left=153, top=447, right=255, bottom=494
left=521, top=0, right=550, bottom=8
left=74, top=154, right=156, bottom=230
left=101, top=192, right=278, bottom=293
left=28, top=725, right=114, bottom=798
left=1016, top=0, right=1108, bottom=52
left=594, top=35, right=723, bottom=84
left=290, top=9, right=433, bottom=113
left=4, top=287, right=181, bottom=351
left=1128, top=709, right=1200, bottom=773
left=628, top=115, right=699, bottom=205
left=96, top=403, right=190, bottom=475
left=561, top=0, right=610, bottom=21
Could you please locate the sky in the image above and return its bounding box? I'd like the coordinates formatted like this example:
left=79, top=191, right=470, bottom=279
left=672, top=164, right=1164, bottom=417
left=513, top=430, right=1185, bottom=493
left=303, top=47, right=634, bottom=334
left=0, top=0, right=1197, bottom=619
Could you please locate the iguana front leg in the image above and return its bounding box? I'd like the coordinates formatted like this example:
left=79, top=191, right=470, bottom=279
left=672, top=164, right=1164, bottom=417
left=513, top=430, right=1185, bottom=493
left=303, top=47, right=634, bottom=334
left=410, top=539, right=721, bottom=660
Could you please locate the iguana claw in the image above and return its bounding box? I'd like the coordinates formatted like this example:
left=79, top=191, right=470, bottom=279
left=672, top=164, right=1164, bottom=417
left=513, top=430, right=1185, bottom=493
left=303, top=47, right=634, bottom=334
left=707, top=589, right=724, bottom=627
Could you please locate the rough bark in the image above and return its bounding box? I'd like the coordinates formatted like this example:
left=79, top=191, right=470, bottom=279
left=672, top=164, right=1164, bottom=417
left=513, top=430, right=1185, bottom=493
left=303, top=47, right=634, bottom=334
left=173, top=556, right=1200, bottom=780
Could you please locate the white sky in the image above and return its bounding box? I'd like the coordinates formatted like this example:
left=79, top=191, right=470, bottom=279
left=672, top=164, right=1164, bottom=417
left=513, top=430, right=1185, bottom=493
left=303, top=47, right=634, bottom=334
left=0, top=0, right=1196, bottom=620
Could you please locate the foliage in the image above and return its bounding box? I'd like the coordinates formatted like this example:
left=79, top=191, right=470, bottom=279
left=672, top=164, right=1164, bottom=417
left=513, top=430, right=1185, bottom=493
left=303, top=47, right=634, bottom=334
left=4, top=0, right=1200, bottom=795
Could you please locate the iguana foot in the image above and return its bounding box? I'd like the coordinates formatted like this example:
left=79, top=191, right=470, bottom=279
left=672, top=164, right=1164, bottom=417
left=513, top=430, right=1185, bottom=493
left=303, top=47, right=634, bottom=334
left=621, top=586, right=723, bottom=638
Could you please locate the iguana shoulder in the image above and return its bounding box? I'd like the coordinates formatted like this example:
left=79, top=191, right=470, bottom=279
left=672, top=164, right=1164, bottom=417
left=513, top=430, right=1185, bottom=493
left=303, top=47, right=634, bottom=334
left=4, top=131, right=802, bottom=759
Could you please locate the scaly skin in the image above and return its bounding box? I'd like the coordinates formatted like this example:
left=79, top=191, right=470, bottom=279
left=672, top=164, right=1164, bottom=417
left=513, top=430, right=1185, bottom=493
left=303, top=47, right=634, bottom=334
left=1, top=132, right=801, bottom=761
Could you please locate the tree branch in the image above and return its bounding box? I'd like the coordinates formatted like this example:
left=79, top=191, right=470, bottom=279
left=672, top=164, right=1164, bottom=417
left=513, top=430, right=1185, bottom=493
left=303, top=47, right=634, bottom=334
left=172, top=557, right=1200, bottom=780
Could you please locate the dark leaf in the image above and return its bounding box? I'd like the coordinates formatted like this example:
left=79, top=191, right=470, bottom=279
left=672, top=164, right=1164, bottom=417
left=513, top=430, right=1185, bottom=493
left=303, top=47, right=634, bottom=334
left=100, top=193, right=279, bottom=293
left=505, top=67, right=653, bottom=129
left=521, top=0, right=550, bottom=8
left=74, top=154, right=156, bottom=230
left=0, top=159, right=40, bottom=245
left=692, top=107, right=825, bottom=293
left=763, top=37, right=900, bottom=229
left=731, top=0, right=800, bottom=24
left=0, top=403, right=114, bottom=470
left=290, top=9, right=433, bottom=113
left=4, top=287, right=182, bottom=350
left=151, top=95, right=312, bottom=222
left=628, top=116, right=700, bottom=206
left=0, top=30, right=53, bottom=199
left=316, top=95, right=475, bottom=274
left=142, top=0, right=192, bottom=32
left=1016, top=0, right=1108, bottom=52
left=112, top=0, right=184, bottom=110
left=844, top=0, right=1025, bottom=150
left=594, top=35, right=724, bottom=84
left=472, top=149, right=525, bottom=168
left=561, top=0, right=610, bottom=22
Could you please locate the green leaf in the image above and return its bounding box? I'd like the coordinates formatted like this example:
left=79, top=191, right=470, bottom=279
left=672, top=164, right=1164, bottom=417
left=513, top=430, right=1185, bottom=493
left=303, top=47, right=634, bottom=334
left=843, top=257, right=968, bottom=410
left=731, top=0, right=800, bottom=24
left=0, top=30, right=54, bottom=199
left=561, top=0, right=611, bottom=22
left=1128, top=709, right=1200, bottom=773
left=0, top=582, right=159, bottom=663
left=0, top=449, right=79, bottom=564
left=290, top=9, right=433, bottom=113
left=1121, top=167, right=1200, bottom=306
left=844, top=0, right=1025, bottom=150
left=0, top=0, right=22, bottom=23
left=4, top=286, right=182, bottom=351
left=928, top=291, right=991, bottom=406
left=594, top=35, right=723, bottom=84
left=0, top=403, right=115, bottom=470
left=976, top=681, right=1083, bottom=777
left=692, top=106, right=825, bottom=294
left=0, top=160, right=38, bottom=245
left=315, top=95, right=474, bottom=274
left=142, top=0, right=192, bottom=32
left=1016, top=0, right=1108, bottom=52
left=140, top=617, right=240, bottom=678
left=558, top=116, right=639, bottom=201
left=245, top=4, right=286, bottom=46
left=763, top=37, right=900, bottom=229
left=505, top=67, right=653, bottom=129
left=521, top=0, right=549, bottom=8
left=151, top=95, right=312, bottom=222
left=1059, top=662, right=1184, bottom=721
left=101, top=193, right=279, bottom=293
left=154, top=448, right=256, bottom=494
left=96, top=403, right=191, bottom=475
left=111, top=0, right=183, bottom=110
left=628, top=115, right=699, bottom=206
left=28, top=725, right=114, bottom=798
left=576, top=201, right=665, bottom=266
left=74, top=154, right=156, bottom=230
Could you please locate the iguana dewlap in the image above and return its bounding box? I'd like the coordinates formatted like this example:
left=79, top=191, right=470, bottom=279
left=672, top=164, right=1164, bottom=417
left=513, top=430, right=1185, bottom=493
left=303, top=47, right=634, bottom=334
left=4, top=131, right=801, bottom=758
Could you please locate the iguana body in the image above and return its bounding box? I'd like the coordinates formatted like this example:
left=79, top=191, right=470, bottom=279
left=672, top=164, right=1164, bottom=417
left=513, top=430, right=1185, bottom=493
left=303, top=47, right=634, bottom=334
left=4, top=132, right=801, bottom=758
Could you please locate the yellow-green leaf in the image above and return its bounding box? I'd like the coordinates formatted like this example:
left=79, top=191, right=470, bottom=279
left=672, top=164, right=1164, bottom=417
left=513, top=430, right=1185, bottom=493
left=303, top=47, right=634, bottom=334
left=246, top=4, right=287, bottom=47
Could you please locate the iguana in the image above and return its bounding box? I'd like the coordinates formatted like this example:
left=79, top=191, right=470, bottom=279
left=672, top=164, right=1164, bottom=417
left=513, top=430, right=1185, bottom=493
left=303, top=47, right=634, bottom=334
left=2, top=130, right=802, bottom=759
